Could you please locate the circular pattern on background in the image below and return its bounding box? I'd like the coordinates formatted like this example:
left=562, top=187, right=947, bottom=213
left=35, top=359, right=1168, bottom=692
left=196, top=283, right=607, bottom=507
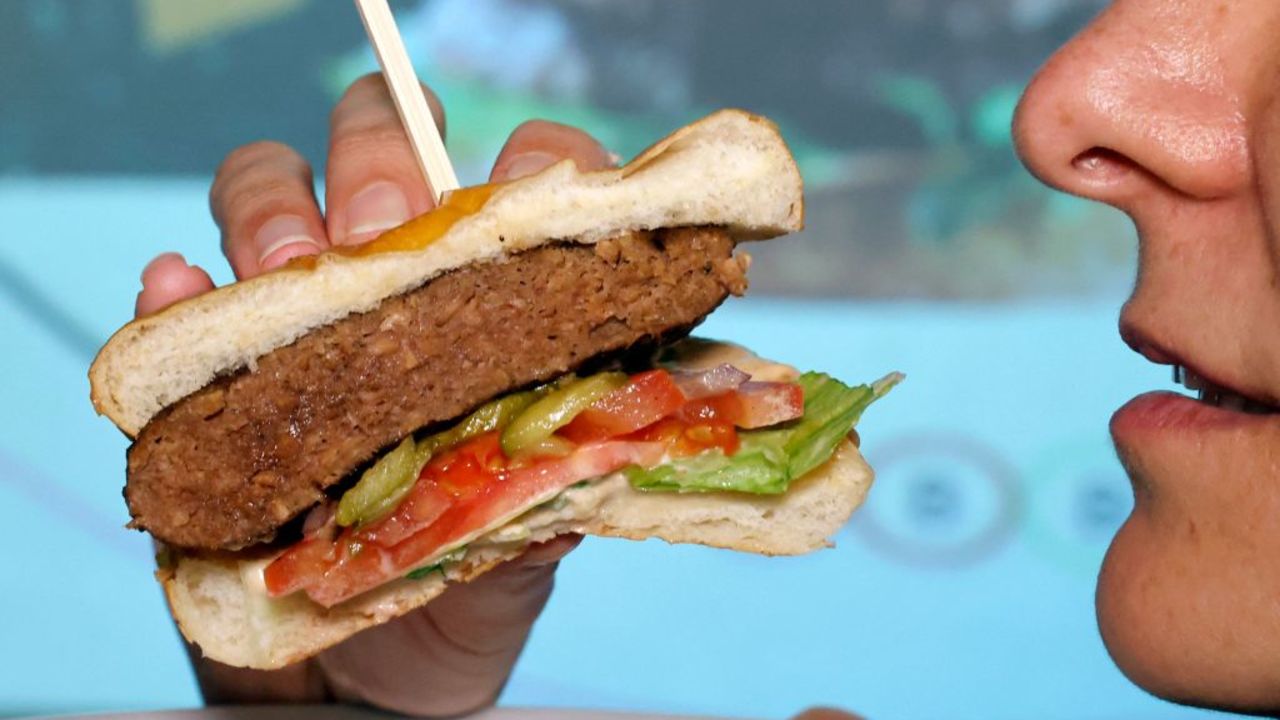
left=852, top=431, right=1023, bottom=568
left=1022, top=435, right=1133, bottom=577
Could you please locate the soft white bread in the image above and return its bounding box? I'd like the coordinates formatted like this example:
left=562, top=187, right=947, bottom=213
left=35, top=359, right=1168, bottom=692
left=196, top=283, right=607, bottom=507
left=164, top=439, right=872, bottom=670
left=90, top=109, right=803, bottom=437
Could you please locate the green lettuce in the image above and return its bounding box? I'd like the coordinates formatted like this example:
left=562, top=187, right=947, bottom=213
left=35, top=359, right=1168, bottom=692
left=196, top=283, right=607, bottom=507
left=625, top=371, right=901, bottom=495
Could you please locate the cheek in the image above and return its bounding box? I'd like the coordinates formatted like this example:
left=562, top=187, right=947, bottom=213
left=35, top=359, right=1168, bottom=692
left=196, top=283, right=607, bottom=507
left=1098, top=435, right=1280, bottom=713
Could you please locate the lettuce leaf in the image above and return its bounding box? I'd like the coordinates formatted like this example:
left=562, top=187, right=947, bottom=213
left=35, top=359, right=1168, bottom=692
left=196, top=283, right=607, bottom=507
left=625, top=371, right=901, bottom=495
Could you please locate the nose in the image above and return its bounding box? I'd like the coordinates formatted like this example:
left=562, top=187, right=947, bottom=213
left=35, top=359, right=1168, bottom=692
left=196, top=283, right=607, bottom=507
left=1013, top=4, right=1250, bottom=209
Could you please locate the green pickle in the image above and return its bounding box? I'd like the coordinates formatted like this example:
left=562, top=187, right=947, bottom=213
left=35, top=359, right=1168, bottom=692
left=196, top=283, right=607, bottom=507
left=337, top=388, right=549, bottom=527
left=501, top=372, right=627, bottom=456
left=336, top=437, right=419, bottom=527
left=415, top=389, right=544, bottom=465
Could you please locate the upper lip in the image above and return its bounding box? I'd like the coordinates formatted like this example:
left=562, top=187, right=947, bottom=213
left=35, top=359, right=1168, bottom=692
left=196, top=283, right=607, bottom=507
left=1120, top=320, right=1280, bottom=409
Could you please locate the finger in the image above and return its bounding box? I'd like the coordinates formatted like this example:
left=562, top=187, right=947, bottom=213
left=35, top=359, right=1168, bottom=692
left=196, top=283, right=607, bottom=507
left=490, top=119, right=614, bottom=182
left=516, top=533, right=583, bottom=567
left=325, top=73, right=445, bottom=246
left=135, top=253, right=215, bottom=317
left=318, top=562, right=556, bottom=717
left=209, top=141, right=328, bottom=279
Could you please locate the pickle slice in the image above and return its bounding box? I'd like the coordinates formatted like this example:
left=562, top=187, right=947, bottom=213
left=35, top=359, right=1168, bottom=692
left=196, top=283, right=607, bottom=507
left=337, top=389, right=549, bottom=527
left=500, top=372, right=627, bottom=456
left=336, top=437, right=419, bottom=527
left=415, top=388, right=545, bottom=465
left=336, top=375, right=616, bottom=527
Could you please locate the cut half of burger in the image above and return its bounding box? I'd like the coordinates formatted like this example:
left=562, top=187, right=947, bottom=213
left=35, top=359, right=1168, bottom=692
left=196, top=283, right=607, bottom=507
left=89, top=110, right=899, bottom=670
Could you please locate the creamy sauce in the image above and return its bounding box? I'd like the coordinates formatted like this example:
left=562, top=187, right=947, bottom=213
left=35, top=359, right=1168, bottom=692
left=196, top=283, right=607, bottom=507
left=480, top=474, right=630, bottom=546
left=239, top=557, right=283, bottom=654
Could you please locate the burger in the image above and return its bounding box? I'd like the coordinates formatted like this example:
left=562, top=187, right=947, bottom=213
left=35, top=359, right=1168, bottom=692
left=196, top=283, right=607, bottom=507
left=89, top=110, right=898, bottom=669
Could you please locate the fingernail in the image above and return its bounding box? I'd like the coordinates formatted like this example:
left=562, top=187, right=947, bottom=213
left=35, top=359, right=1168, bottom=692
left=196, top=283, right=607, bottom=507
left=500, top=151, right=560, bottom=181
left=345, top=181, right=411, bottom=242
left=141, top=252, right=185, bottom=283
left=254, top=214, right=321, bottom=270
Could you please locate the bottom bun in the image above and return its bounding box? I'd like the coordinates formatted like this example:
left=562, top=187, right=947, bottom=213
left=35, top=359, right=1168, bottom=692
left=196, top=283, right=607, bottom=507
left=164, top=439, right=873, bottom=670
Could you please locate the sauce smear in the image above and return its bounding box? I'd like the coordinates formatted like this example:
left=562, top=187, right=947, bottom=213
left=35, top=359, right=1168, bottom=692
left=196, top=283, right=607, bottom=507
left=287, top=182, right=499, bottom=270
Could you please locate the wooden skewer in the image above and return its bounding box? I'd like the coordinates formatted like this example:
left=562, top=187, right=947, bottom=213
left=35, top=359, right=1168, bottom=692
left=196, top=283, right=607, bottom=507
left=353, top=0, right=459, bottom=202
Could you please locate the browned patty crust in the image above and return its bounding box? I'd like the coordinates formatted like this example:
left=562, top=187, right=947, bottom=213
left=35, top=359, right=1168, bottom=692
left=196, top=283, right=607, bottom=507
left=126, top=227, right=746, bottom=550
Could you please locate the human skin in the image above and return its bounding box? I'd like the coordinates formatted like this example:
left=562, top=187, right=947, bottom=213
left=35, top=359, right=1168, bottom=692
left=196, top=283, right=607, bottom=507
left=135, top=73, right=605, bottom=716
left=1014, top=1, right=1280, bottom=713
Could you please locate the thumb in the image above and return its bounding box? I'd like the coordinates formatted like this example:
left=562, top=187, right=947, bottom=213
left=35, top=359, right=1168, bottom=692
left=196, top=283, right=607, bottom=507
left=316, top=548, right=566, bottom=717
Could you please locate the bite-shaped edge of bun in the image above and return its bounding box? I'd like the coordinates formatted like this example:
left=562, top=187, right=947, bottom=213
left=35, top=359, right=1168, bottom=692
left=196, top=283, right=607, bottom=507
left=165, top=439, right=871, bottom=670
left=91, top=109, right=803, bottom=437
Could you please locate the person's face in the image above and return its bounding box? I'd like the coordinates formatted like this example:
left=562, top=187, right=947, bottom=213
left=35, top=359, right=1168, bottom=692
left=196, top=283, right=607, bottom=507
left=1014, top=0, right=1280, bottom=712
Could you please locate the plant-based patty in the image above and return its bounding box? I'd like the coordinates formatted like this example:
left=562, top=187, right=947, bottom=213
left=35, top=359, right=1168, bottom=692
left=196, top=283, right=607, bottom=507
left=126, top=227, right=746, bottom=551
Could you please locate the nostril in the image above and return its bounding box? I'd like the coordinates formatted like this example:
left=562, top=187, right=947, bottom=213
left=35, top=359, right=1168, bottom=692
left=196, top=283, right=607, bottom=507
left=1071, top=147, right=1137, bottom=183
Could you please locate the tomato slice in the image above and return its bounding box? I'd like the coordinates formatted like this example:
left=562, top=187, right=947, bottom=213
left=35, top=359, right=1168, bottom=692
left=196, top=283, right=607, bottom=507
left=302, top=440, right=665, bottom=607
left=734, top=382, right=805, bottom=428
left=354, top=481, right=452, bottom=549
left=264, top=534, right=338, bottom=597
left=559, top=370, right=687, bottom=443
left=631, top=417, right=739, bottom=457
left=680, top=422, right=740, bottom=456
left=677, top=382, right=803, bottom=429
left=265, top=435, right=503, bottom=599
left=428, top=432, right=505, bottom=500
left=300, top=538, right=398, bottom=608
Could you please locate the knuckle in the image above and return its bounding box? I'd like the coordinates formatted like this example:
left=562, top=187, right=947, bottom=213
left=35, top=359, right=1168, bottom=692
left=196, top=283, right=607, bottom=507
left=215, top=140, right=299, bottom=181
left=332, top=73, right=445, bottom=138
left=330, top=73, right=393, bottom=130
left=211, top=141, right=310, bottom=213
left=510, top=118, right=560, bottom=138
left=211, top=168, right=312, bottom=235
left=328, top=126, right=413, bottom=163
left=344, top=72, right=389, bottom=100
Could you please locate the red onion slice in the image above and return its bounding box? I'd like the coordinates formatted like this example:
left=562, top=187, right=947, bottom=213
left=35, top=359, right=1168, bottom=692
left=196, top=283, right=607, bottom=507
left=671, top=364, right=750, bottom=399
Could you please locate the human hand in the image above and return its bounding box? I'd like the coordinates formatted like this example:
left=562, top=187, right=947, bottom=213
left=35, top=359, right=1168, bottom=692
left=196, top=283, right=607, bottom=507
left=143, top=73, right=612, bottom=716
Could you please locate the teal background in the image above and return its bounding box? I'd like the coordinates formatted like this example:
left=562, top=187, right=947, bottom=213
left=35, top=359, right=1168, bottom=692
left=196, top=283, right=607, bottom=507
left=0, top=182, right=1214, bottom=719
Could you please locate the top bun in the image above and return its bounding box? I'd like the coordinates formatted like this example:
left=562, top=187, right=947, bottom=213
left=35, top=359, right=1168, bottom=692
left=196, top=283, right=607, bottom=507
left=89, top=110, right=803, bottom=437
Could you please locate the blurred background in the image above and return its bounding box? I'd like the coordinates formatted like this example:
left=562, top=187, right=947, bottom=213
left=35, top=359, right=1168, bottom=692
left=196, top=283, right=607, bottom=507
left=0, top=1, right=1226, bottom=718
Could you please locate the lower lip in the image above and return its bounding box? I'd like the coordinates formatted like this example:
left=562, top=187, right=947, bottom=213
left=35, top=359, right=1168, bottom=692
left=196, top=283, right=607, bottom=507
left=1112, top=391, right=1275, bottom=437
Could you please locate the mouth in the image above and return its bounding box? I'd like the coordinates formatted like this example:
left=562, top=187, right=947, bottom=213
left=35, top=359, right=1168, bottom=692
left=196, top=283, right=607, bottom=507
left=1171, top=365, right=1279, bottom=415
left=1120, top=322, right=1280, bottom=417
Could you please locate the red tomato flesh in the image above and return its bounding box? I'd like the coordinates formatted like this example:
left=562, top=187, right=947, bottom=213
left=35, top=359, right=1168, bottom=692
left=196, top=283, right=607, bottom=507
left=559, top=370, right=687, bottom=443
left=630, top=417, right=739, bottom=457
left=292, top=435, right=665, bottom=607
left=354, top=482, right=452, bottom=549
left=263, top=534, right=338, bottom=597
left=677, top=382, right=803, bottom=429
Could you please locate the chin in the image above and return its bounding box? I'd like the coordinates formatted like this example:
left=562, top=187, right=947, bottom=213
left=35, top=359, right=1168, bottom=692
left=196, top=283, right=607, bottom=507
left=1098, top=404, right=1280, bottom=714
